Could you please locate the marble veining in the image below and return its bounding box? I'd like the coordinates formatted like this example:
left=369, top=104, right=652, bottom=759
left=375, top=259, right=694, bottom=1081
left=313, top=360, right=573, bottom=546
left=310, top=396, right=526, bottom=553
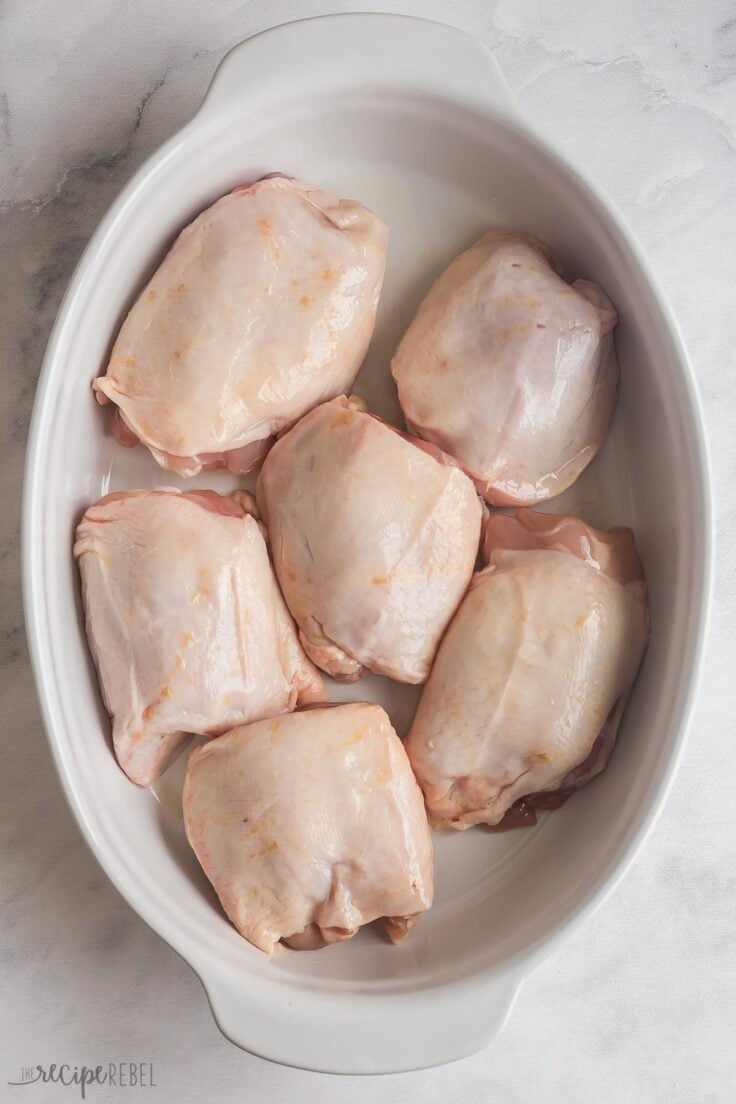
left=1, top=2, right=734, bottom=1101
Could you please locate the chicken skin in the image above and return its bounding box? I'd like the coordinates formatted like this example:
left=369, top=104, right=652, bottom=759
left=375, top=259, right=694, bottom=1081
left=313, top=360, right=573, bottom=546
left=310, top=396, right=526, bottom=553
left=74, top=489, right=324, bottom=787
left=183, top=702, right=433, bottom=954
left=93, top=176, right=387, bottom=477
left=405, top=510, right=648, bottom=830
left=391, top=231, right=618, bottom=506
left=256, top=396, right=483, bottom=684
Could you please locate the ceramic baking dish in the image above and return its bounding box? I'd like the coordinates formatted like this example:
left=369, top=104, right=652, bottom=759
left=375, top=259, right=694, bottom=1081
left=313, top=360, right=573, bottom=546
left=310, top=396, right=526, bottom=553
left=23, top=14, right=712, bottom=1073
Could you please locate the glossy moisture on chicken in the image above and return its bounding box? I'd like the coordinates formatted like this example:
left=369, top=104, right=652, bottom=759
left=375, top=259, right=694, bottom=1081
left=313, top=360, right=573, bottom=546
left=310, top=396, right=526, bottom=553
left=405, top=510, right=649, bottom=830
left=184, top=702, right=434, bottom=954
left=94, top=175, right=387, bottom=477
left=256, top=395, right=483, bottom=684
left=391, top=231, right=618, bottom=506
left=74, top=488, right=324, bottom=787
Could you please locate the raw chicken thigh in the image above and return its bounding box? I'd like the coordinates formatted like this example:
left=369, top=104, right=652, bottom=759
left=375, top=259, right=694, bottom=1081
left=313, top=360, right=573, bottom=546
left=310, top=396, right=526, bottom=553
left=93, top=175, right=387, bottom=477
left=256, top=396, right=483, bottom=683
left=74, top=489, right=324, bottom=787
left=391, top=231, right=618, bottom=506
left=183, top=702, right=434, bottom=953
left=405, top=510, right=648, bottom=830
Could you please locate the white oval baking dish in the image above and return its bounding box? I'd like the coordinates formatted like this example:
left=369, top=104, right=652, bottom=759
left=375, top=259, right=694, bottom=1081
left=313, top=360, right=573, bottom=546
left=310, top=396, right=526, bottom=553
left=23, top=14, right=712, bottom=1073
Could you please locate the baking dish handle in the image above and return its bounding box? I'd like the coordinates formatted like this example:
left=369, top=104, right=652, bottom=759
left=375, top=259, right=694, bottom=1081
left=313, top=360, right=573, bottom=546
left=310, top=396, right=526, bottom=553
left=195, top=960, right=524, bottom=1073
left=199, top=14, right=522, bottom=124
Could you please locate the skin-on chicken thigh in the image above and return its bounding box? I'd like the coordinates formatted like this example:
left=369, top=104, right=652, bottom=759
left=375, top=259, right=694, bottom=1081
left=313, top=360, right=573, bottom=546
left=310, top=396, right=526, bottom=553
left=405, top=510, right=648, bottom=830
left=74, top=489, right=324, bottom=787
left=93, top=176, right=387, bottom=477
left=256, top=396, right=483, bottom=684
left=391, top=231, right=618, bottom=506
left=183, top=702, right=434, bottom=954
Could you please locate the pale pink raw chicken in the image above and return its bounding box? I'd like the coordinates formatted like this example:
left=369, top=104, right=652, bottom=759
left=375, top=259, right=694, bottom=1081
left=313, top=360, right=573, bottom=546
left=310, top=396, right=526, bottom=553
left=93, top=175, right=387, bottom=477
left=256, top=396, right=483, bottom=684
left=405, top=510, right=648, bottom=830
left=391, top=230, right=618, bottom=506
left=183, top=702, right=434, bottom=953
left=74, top=488, right=324, bottom=787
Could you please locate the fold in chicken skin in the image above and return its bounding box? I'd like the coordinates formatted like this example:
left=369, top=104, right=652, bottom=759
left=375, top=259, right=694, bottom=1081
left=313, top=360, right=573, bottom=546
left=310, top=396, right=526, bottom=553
left=391, top=231, right=618, bottom=506
left=93, top=175, right=387, bottom=477
left=405, top=510, right=648, bottom=830
left=256, top=396, right=483, bottom=684
left=74, top=489, right=324, bottom=787
left=183, top=703, right=433, bottom=954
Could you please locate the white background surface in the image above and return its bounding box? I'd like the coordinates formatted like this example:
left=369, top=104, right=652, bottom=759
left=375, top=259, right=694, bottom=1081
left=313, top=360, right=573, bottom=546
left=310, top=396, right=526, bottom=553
left=1, top=2, right=734, bottom=1101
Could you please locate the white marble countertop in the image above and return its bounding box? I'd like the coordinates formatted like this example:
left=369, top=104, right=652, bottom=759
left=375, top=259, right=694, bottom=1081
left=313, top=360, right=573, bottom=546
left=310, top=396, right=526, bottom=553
left=2, top=2, right=734, bottom=1101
